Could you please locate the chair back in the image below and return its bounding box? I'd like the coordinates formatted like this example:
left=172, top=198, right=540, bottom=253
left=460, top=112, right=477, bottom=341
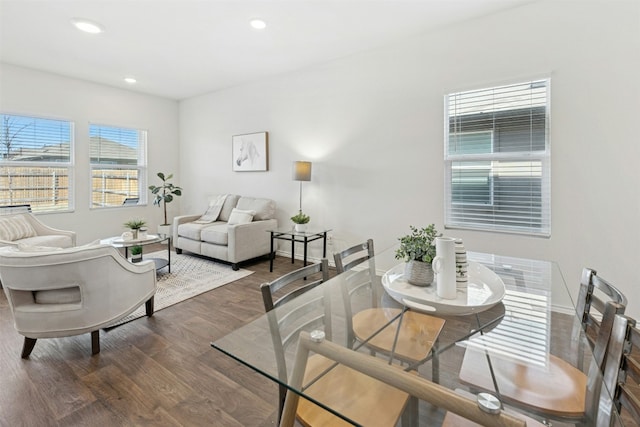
left=600, top=313, right=640, bottom=426
left=333, top=238, right=374, bottom=274
left=575, top=268, right=627, bottom=369
left=260, top=259, right=331, bottom=419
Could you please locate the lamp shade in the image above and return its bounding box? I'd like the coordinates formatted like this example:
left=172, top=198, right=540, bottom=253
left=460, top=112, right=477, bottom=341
left=293, top=161, right=312, bottom=181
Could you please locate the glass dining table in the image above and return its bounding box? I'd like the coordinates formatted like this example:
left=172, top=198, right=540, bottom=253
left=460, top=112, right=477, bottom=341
left=211, top=244, right=624, bottom=426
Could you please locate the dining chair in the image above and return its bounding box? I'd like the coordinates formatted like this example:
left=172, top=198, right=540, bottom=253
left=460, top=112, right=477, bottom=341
left=260, top=259, right=411, bottom=426
left=458, top=267, right=627, bottom=423
left=281, top=330, right=531, bottom=427
left=600, top=313, right=640, bottom=426
left=333, top=239, right=445, bottom=380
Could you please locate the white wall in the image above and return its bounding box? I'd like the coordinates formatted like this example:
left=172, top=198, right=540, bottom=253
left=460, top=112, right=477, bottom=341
left=0, top=64, right=180, bottom=242
left=179, top=1, right=640, bottom=317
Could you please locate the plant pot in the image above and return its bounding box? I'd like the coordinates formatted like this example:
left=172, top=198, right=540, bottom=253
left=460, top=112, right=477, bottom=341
left=294, top=223, right=307, bottom=232
left=404, top=260, right=434, bottom=286
left=131, top=228, right=139, bottom=240
left=131, top=254, right=143, bottom=263
left=157, top=224, right=172, bottom=237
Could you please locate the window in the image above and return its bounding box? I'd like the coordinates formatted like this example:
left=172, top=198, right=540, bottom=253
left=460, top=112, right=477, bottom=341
left=0, top=114, right=74, bottom=213
left=89, top=124, right=146, bottom=208
left=445, top=79, right=550, bottom=236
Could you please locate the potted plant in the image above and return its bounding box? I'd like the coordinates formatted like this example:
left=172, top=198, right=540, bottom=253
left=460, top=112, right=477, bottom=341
left=149, top=172, right=182, bottom=235
left=290, top=211, right=310, bottom=232
left=130, top=245, right=143, bottom=263
left=395, top=224, right=441, bottom=286
left=124, top=218, right=147, bottom=240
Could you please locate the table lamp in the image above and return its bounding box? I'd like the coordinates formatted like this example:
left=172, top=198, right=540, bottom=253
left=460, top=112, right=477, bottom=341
left=293, top=161, right=312, bottom=212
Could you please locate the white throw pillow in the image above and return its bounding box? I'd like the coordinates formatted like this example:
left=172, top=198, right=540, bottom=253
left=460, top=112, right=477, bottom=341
left=227, top=208, right=255, bottom=225
left=0, top=215, right=37, bottom=241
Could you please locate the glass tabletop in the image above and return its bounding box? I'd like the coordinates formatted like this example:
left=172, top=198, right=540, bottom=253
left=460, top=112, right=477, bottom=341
left=268, top=228, right=332, bottom=237
left=212, top=244, right=623, bottom=426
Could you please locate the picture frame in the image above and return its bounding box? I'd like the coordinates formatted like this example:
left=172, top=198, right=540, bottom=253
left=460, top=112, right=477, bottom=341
left=232, top=131, right=268, bottom=172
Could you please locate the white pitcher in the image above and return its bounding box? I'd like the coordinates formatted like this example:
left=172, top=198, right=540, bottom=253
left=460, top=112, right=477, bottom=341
left=432, top=236, right=457, bottom=299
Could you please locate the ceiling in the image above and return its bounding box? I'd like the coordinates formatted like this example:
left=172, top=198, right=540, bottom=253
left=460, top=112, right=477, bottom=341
left=0, top=0, right=533, bottom=101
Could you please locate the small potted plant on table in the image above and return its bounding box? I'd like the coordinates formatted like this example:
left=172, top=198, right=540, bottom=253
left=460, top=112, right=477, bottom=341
left=124, top=218, right=147, bottom=240
left=130, top=245, right=143, bottom=263
left=291, top=211, right=310, bottom=232
left=395, top=224, right=441, bottom=286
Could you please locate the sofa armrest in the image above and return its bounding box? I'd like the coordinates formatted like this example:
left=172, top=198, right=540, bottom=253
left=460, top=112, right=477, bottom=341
left=227, top=219, right=278, bottom=263
left=172, top=214, right=202, bottom=243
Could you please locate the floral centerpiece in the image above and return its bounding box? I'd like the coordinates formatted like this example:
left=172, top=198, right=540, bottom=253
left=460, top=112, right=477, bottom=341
left=395, top=224, right=441, bottom=286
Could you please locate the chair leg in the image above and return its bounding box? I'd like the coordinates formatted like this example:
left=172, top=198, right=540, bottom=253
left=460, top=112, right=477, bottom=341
left=145, top=296, right=155, bottom=316
left=21, top=337, right=37, bottom=359
left=91, top=330, right=100, bottom=355
left=277, top=384, right=287, bottom=424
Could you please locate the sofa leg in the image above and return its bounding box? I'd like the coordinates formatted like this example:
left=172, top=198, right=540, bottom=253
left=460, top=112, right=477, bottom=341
left=21, top=337, right=37, bottom=359
left=232, top=263, right=239, bottom=271
left=175, top=248, right=182, bottom=254
left=91, top=330, right=100, bottom=355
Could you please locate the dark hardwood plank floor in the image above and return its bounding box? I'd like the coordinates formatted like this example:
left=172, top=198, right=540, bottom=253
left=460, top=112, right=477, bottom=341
left=0, top=248, right=311, bottom=427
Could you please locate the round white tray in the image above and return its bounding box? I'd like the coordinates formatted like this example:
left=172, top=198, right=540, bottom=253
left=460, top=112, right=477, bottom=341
left=382, top=261, right=506, bottom=316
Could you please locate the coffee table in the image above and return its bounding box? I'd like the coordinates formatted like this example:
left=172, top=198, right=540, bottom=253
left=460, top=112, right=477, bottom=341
left=101, top=234, right=171, bottom=272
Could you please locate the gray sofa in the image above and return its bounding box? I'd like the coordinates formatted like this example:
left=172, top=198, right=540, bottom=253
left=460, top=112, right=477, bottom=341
left=173, top=195, right=277, bottom=270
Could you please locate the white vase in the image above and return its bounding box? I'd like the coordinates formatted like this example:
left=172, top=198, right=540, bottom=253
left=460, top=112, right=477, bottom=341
left=432, top=236, right=457, bottom=299
left=157, top=224, right=172, bottom=237
left=294, top=223, right=307, bottom=232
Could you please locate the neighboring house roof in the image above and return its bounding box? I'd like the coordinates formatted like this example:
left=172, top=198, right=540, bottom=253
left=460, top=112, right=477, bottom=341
left=2, top=137, right=137, bottom=164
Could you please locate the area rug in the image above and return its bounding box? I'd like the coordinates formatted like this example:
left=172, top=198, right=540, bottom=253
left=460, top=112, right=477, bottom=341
left=106, top=251, right=253, bottom=327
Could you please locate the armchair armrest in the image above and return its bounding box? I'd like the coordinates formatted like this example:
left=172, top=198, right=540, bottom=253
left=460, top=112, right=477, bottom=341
left=23, top=213, right=76, bottom=246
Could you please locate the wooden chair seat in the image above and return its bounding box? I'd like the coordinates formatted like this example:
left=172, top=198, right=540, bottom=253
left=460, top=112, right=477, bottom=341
left=297, top=354, right=409, bottom=426
left=459, top=346, right=587, bottom=418
left=352, top=308, right=445, bottom=362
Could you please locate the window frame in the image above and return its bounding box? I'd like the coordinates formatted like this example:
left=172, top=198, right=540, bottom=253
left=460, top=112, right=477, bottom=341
left=89, top=123, right=148, bottom=209
left=0, top=113, right=75, bottom=213
left=444, top=79, right=551, bottom=237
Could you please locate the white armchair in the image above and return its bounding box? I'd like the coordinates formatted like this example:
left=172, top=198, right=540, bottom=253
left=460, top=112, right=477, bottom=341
left=0, top=205, right=75, bottom=248
left=0, top=244, right=156, bottom=358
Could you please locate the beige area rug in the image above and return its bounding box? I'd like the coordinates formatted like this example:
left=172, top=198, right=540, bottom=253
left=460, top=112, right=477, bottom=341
left=106, top=251, right=253, bottom=327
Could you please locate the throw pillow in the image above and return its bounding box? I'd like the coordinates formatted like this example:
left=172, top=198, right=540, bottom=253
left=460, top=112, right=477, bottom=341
left=194, top=194, right=228, bottom=224
left=0, top=215, right=37, bottom=242
left=227, top=208, right=255, bottom=225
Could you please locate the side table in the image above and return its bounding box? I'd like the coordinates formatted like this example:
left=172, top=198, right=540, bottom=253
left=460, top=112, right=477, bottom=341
left=267, top=228, right=331, bottom=272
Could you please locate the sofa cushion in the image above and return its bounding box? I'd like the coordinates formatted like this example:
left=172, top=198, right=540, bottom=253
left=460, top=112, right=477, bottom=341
left=17, top=234, right=74, bottom=249
left=236, top=197, right=276, bottom=221
left=218, top=194, right=241, bottom=222
left=228, top=208, right=255, bottom=225
left=200, top=223, right=229, bottom=246
left=177, top=221, right=226, bottom=241
left=0, top=215, right=36, bottom=241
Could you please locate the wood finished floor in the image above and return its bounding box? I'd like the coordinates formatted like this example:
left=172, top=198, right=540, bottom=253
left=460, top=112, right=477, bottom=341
left=0, top=249, right=311, bottom=427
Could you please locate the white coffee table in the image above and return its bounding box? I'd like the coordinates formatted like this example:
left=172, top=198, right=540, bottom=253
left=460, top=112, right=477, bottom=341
left=101, top=234, right=171, bottom=272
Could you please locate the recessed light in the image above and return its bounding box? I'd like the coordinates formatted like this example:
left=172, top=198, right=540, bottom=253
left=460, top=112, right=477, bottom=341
left=124, top=77, right=137, bottom=84
left=250, top=19, right=266, bottom=30
left=71, top=18, right=104, bottom=34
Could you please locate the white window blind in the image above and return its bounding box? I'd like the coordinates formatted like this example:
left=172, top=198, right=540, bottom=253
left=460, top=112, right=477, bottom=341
left=89, top=124, right=147, bottom=208
left=0, top=114, right=74, bottom=212
left=445, top=79, right=550, bottom=236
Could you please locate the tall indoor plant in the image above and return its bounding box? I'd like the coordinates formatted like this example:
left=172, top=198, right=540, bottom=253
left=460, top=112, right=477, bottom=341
left=149, top=172, right=182, bottom=234
left=395, top=224, right=440, bottom=286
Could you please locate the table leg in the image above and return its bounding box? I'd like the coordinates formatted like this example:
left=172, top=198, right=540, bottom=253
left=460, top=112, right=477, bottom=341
left=322, top=232, right=328, bottom=257
left=291, top=238, right=295, bottom=264
left=303, top=236, right=308, bottom=267
left=270, top=232, right=275, bottom=272
left=167, top=237, right=171, bottom=273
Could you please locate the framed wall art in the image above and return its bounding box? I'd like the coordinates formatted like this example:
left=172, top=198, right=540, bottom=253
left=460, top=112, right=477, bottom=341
left=232, top=131, right=268, bottom=172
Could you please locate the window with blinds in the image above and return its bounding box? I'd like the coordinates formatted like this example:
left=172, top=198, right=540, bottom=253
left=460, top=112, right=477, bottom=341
left=0, top=114, right=74, bottom=212
left=445, top=79, right=550, bottom=236
left=89, top=124, right=147, bottom=208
